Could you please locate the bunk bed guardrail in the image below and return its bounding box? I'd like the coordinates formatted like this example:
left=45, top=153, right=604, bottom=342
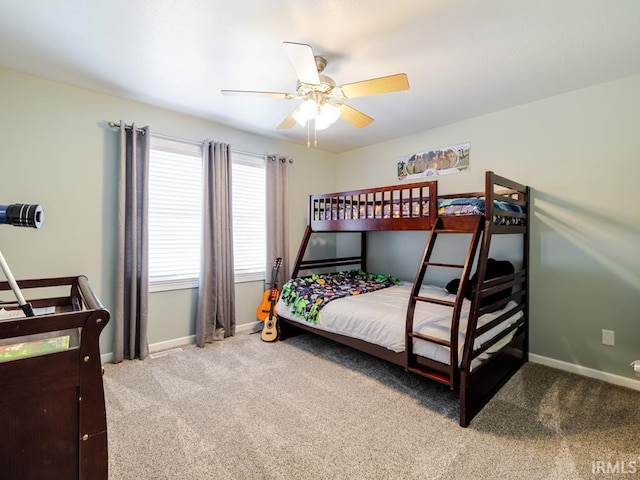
left=309, top=179, right=438, bottom=232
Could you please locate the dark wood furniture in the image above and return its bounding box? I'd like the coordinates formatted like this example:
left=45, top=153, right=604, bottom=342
left=279, top=171, right=530, bottom=426
left=0, top=276, right=110, bottom=479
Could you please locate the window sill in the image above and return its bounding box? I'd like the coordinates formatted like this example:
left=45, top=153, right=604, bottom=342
left=234, top=272, right=265, bottom=284
left=150, top=278, right=198, bottom=293
left=149, top=273, right=265, bottom=292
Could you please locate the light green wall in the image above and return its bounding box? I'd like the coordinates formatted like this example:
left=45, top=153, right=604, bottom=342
left=0, top=67, right=336, bottom=355
left=335, top=75, right=640, bottom=380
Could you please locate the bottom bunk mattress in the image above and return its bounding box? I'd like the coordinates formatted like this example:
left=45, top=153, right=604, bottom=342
left=275, top=282, right=523, bottom=368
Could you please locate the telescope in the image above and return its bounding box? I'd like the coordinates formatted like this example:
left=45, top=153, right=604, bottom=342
left=1, top=203, right=44, bottom=317
left=0, top=203, right=44, bottom=228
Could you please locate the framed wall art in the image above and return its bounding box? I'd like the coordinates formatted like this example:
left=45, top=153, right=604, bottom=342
left=397, top=142, right=470, bottom=180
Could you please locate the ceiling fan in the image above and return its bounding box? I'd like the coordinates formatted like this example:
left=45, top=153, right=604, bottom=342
left=221, top=42, right=409, bottom=142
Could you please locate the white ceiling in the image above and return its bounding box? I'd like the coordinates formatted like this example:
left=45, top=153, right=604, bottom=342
left=1, top=0, right=639, bottom=153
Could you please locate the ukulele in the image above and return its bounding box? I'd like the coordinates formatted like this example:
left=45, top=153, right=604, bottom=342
left=257, top=257, right=282, bottom=321
left=260, top=257, right=282, bottom=342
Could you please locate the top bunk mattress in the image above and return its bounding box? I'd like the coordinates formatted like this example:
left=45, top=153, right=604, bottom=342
left=276, top=282, right=523, bottom=367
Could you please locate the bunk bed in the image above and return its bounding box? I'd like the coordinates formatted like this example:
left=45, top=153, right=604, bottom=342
left=276, top=171, right=529, bottom=427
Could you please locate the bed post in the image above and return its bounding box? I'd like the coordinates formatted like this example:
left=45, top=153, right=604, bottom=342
left=523, top=185, right=531, bottom=361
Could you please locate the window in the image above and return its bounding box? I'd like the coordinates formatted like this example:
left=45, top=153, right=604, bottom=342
left=148, top=136, right=203, bottom=291
left=231, top=152, right=266, bottom=282
left=148, top=136, right=265, bottom=291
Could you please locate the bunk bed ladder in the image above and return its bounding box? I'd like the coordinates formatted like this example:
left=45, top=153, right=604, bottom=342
left=405, top=215, right=484, bottom=389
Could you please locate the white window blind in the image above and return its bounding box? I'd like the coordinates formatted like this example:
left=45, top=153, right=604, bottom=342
left=232, top=152, right=266, bottom=282
left=148, top=136, right=203, bottom=291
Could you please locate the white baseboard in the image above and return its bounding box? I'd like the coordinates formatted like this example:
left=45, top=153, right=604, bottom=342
left=529, top=353, right=640, bottom=392
left=237, top=321, right=262, bottom=334
left=149, top=335, right=196, bottom=354
left=101, top=321, right=261, bottom=364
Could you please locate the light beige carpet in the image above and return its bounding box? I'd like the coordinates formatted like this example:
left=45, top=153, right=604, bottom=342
left=104, top=332, right=640, bottom=479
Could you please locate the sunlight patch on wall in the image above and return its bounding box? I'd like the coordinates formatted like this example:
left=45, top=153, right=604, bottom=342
left=534, top=193, right=639, bottom=293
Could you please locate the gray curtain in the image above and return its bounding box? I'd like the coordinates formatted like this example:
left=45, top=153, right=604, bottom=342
left=266, top=154, right=291, bottom=286
left=114, top=122, right=150, bottom=362
left=196, top=141, right=236, bottom=347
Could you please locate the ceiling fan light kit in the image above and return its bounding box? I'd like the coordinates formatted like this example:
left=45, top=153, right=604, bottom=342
left=315, top=103, right=341, bottom=130
left=221, top=41, right=410, bottom=147
left=291, top=92, right=341, bottom=130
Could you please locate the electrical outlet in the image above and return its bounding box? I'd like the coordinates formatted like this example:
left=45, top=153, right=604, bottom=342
left=602, top=329, right=615, bottom=346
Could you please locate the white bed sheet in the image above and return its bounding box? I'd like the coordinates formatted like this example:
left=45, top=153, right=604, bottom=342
left=276, top=282, right=523, bottom=367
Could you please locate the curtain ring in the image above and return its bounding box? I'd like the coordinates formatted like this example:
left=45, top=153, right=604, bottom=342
left=267, top=154, right=293, bottom=164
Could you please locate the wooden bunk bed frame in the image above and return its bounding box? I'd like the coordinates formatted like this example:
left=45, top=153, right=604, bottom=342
left=0, top=276, right=110, bottom=479
left=279, top=171, right=529, bottom=427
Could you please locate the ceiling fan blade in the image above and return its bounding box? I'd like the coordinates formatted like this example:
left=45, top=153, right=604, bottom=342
left=283, top=41, right=321, bottom=86
left=338, top=73, right=409, bottom=99
left=221, top=89, right=296, bottom=99
left=277, top=109, right=299, bottom=129
left=338, top=104, right=374, bottom=128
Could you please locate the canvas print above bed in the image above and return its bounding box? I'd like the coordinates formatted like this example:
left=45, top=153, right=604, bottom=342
left=397, top=142, right=470, bottom=180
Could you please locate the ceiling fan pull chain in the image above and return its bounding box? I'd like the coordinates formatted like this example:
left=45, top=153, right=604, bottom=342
left=314, top=123, right=318, bottom=148
left=306, top=121, right=311, bottom=148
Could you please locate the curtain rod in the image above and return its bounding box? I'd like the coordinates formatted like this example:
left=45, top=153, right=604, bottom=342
left=108, top=121, right=293, bottom=162
left=108, top=121, right=202, bottom=147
